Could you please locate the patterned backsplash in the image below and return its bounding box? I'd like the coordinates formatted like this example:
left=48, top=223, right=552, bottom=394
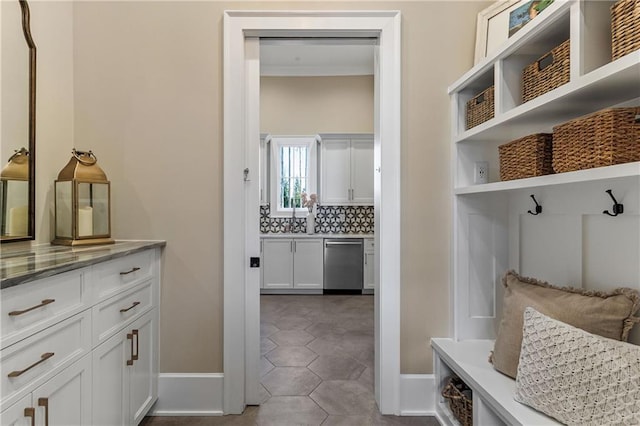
left=260, top=204, right=374, bottom=234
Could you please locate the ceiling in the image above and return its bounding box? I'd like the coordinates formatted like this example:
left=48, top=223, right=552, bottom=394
left=260, top=40, right=375, bottom=77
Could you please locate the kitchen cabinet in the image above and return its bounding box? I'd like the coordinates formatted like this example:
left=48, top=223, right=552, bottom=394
left=0, top=243, right=162, bottom=426
left=434, top=1, right=639, bottom=424
left=320, top=134, right=373, bottom=205
left=261, top=238, right=323, bottom=291
left=260, top=133, right=270, bottom=205
left=363, top=238, right=374, bottom=291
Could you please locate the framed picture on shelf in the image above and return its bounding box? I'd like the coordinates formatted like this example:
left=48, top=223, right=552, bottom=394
left=474, top=0, right=555, bottom=64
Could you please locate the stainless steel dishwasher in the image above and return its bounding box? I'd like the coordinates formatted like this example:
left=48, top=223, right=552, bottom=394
left=323, top=238, right=363, bottom=292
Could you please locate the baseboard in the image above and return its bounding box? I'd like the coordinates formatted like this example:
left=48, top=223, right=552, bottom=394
left=399, top=374, right=436, bottom=416
left=150, top=373, right=224, bottom=416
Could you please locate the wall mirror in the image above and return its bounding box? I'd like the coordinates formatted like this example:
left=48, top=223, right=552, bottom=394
left=1, top=0, right=36, bottom=242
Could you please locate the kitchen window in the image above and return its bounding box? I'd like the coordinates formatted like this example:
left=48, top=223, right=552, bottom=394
left=270, top=136, right=318, bottom=217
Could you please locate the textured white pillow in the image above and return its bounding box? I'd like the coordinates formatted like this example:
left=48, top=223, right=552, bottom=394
left=515, top=307, right=640, bottom=426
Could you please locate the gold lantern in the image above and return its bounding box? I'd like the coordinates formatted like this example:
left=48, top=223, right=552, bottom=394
left=53, top=149, right=114, bottom=246
left=1, top=148, right=30, bottom=238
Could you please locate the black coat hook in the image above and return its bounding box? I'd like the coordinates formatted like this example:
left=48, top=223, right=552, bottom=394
left=527, top=194, right=542, bottom=215
left=603, top=189, right=624, bottom=217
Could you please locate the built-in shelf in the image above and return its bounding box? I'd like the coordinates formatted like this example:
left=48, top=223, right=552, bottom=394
left=432, top=338, right=560, bottom=426
left=448, top=0, right=572, bottom=94
left=455, top=162, right=640, bottom=195
left=443, top=0, right=640, bottom=423
left=454, top=52, right=640, bottom=144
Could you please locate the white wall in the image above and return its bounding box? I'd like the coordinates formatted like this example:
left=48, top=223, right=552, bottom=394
left=261, top=76, right=373, bottom=134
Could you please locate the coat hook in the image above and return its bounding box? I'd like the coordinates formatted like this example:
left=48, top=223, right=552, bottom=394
left=527, top=194, right=542, bottom=215
left=603, top=189, right=624, bottom=217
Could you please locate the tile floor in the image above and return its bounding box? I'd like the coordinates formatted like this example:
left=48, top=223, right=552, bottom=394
left=142, top=294, right=438, bottom=426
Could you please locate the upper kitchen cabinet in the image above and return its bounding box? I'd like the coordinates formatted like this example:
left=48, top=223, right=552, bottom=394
left=260, top=134, right=270, bottom=205
left=320, top=134, right=374, bottom=205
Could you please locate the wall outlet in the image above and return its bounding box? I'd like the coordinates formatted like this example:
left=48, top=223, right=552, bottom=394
left=474, top=161, right=489, bottom=184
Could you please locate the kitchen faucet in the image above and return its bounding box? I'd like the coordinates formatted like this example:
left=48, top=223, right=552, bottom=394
left=284, top=201, right=296, bottom=233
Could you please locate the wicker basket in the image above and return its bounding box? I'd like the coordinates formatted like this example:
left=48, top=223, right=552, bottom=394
left=466, top=86, right=494, bottom=130
left=442, top=376, right=472, bottom=426
left=552, top=107, right=640, bottom=173
left=522, top=40, right=570, bottom=103
left=612, top=0, right=640, bottom=60
left=499, top=133, right=554, bottom=181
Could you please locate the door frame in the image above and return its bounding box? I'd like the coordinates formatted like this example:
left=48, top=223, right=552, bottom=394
left=223, top=10, right=402, bottom=415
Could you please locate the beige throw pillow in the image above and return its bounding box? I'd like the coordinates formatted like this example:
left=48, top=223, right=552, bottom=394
left=515, top=307, right=640, bottom=425
left=490, top=271, right=640, bottom=378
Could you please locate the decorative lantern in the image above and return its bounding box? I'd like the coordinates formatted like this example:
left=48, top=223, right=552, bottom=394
left=53, top=149, right=114, bottom=246
left=1, top=148, right=30, bottom=237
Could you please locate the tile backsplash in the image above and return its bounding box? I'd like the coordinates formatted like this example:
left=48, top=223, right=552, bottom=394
left=260, top=204, right=374, bottom=234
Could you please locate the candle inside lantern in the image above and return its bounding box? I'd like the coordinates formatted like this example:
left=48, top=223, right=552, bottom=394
left=78, top=206, right=93, bottom=236
left=8, top=205, right=28, bottom=236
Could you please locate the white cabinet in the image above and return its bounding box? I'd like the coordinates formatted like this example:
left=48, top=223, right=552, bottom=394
left=0, top=244, right=162, bottom=426
left=436, top=1, right=639, bottom=424
left=320, top=134, right=373, bottom=205
left=93, top=310, right=156, bottom=426
left=0, top=354, right=92, bottom=426
left=363, top=238, right=374, bottom=291
left=293, top=239, right=324, bottom=290
left=260, top=133, right=270, bottom=205
left=262, top=239, right=294, bottom=289
left=261, top=238, right=323, bottom=292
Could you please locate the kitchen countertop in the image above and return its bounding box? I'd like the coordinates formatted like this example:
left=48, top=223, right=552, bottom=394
left=1, top=240, right=166, bottom=290
left=260, top=233, right=373, bottom=239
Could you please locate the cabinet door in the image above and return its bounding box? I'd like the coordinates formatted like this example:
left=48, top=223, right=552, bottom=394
left=260, top=134, right=269, bottom=205
left=0, top=394, right=32, bottom=426
left=129, top=310, right=157, bottom=425
left=293, top=239, right=324, bottom=289
left=321, top=139, right=351, bottom=205
left=33, top=354, right=92, bottom=426
left=92, top=329, right=129, bottom=426
left=363, top=251, right=375, bottom=290
left=350, top=138, right=374, bottom=204
left=262, top=240, right=293, bottom=289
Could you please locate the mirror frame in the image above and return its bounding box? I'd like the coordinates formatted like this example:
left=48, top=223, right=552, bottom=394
left=2, top=0, right=36, bottom=243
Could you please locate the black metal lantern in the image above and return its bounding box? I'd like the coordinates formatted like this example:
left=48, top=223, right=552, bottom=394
left=52, top=149, right=114, bottom=246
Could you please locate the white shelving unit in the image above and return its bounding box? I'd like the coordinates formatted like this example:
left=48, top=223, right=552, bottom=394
left=434, top=0, right=640, bottom=424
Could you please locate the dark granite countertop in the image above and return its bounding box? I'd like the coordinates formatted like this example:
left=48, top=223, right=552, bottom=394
left=1, top=240, right=166, bottom=290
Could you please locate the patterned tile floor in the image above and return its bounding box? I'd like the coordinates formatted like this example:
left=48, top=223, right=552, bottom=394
left=142, top=295, right=438, bottom=426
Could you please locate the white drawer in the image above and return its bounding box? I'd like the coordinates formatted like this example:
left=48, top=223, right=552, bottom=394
left=92, top=280, right=153, bottom=347
left=93, top=249, right=154, bottom=301
left=364, top=238, right=374, bottom=252
left=1, top=269, right=87, bottom=350
left=0, top=310, right=91, bottom=412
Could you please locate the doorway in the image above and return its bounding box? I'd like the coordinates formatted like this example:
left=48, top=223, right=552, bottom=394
left=223, top=10, right=402, bottom=415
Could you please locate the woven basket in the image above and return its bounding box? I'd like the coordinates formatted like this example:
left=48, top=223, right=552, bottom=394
left=466, top=86, right=494, bottom=130
left=522, top=40, right=570, bottom=103
left=499, top=134, right=554, bottom=181
left=552, top=107, right=640, bottom=173
left=612, top=0, right=640, bottom=60
left=442, top=376, right=473, bottom=426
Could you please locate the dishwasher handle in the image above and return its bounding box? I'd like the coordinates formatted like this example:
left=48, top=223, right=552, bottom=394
left=325, top=241, right=363, bottom=246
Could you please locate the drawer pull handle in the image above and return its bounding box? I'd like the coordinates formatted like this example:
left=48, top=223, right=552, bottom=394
left=24, top=407, right=35, bottom=426
left=132, top=329, right=139, bottom=361
left=38, top=398, right=49, bottom=426
left=127, top=333, right=134, bottom=365
left=8, top=299, right=55, bottom=316
left=120, top=301, right=141, bottom=313
left=8, top=352, right=55, bottom=378
left=120, top=267, right=141, bottom=275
